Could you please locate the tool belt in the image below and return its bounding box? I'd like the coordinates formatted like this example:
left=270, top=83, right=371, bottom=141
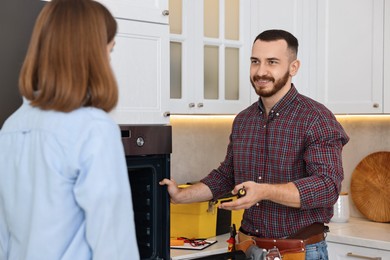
left=236, top=223, right=327, bottom=260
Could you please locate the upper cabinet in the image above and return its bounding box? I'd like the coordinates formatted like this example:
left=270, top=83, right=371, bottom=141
left=109, top=19, right=170, bottom=124
left=98, top=0, right=169, bottom=24
left=384, top=0, right=390, bottom=113
left=249, top=0, right=319, bottom=104
left=168, top=0, right=251, bottom=114
left=97, top=0, right=170, bottom=124
left=99, top=0, right=390, bottom=120
left=251, top=0, right=390, bottom=114
left=316, top=0, right=385, bottom=114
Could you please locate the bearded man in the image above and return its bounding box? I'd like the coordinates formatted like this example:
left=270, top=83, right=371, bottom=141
left=161, top=29, right=349, bottom=260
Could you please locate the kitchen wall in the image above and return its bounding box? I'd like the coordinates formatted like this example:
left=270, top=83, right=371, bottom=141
left=170, top=115, right=390, bottom=218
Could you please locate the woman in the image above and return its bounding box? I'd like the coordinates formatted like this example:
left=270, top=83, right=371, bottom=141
left=0, top=0, right=139, bottom=259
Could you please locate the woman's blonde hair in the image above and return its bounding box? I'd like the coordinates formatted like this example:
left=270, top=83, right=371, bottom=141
left=19, top=0, right=118, bottom=112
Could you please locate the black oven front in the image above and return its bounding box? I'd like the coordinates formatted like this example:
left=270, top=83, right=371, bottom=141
left=120, top=125, right=171, bottom=260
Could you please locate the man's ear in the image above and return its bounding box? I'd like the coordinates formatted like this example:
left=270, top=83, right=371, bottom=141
left=289, top=59, right=300, bottom=76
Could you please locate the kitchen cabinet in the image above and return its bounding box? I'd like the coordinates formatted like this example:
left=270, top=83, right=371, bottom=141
left=328, top=242, right=390, bottom=260
left=250, top=0, right=390, bottom=114
left=98, top=0, right=169, bottom=24
left=327, top=218, right=390, bottom=260
left=316, top=0, right=385, bottom=114
left=109, top=19, right=170, bottom=124
left=384, top=0, right=390, bottom=113
left=97, top=0, right=170, bottom=124
left=168, top=0, right=251, bottom=114
left=249, top=0, right=319, bottom=104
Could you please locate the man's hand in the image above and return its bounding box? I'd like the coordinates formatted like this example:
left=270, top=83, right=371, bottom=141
left=159, top=179, right=213, bottom=204
left=219, top=180, right=301, bottom=210
left=219, top=181, right=261, bottom=210
left=159, top=178, right=181, bottom=204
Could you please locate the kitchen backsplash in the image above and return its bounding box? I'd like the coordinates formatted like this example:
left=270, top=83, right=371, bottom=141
left=170, top=115, right=390, bottom=219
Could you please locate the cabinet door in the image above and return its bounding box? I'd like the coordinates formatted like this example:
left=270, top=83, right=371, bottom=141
left=249, top=0, right=319, bottom=104
left=109, top=19, right=170, bottom=124
left=168, top=0, right=251, bottom=114
left=384, top=0, right=390, bottom=113
left=98, top=0, right=169, bottom=24
left=316, top=0, right=384, bottom=114
left=328, top=242, right=390, bottom=260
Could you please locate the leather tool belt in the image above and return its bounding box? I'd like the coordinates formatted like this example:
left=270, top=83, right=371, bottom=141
left=236, top=223, right=328, bottom=260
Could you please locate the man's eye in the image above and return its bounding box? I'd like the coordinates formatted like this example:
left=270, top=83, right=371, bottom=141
left=251, top=60, right=259, bottom=64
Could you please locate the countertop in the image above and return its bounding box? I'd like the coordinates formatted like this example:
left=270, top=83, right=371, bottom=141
left=171, top=233, right=230, bottom=260
left=171, top=217, right=390, bottom=259
left=327, top=217, right=390, bottom=250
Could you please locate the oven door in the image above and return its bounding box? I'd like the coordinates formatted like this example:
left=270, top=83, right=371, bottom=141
left=127, top=154, right=170, bottom=260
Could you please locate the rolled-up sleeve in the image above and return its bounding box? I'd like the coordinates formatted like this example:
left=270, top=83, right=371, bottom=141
left=294, top=115, right=349, bottom=210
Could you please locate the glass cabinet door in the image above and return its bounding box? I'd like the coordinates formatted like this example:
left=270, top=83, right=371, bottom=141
left=168, top=0, right=251, bottom=114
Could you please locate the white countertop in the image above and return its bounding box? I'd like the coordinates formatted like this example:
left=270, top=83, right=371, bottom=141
left=171, top=217, right=390, bottom=259
left=171, top=233, right=230, bottom=260
left=327, top=217, right=390, bottom=251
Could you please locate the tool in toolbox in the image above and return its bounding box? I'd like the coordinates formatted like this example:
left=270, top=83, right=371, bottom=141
left=226, top=224, right=237, bottom=252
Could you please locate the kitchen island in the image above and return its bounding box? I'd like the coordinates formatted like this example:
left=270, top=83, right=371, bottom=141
left=171, top=217, right=390, bottom=259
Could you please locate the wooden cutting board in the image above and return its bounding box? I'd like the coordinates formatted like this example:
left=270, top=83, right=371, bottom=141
left=350, top=151, right=390, bottom=222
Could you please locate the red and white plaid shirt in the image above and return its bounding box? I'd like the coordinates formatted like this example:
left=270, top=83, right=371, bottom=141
left=201, top=85, right=349, bottom=238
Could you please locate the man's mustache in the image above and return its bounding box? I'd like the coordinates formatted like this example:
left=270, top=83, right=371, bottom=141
left=252, top=75, right=275, bottom=82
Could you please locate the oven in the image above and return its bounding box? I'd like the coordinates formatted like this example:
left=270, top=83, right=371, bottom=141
left=120, top=125, right=171, bottom=260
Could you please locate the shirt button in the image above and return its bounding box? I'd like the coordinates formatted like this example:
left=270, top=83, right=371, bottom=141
left=276, top=113, right=279, bottom=116
left=263, top=125, right=266, bottom=128
left=256, top=203, right=259, bottom=206
left=258, top=176, right=262, bottom=180
left=256, top=229, right=259, bottom=233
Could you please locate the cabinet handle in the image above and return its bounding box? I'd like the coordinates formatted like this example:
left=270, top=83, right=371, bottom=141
left=188, top=103, right=195, bottom=108
left=197, top=103, right=204, bottom=108
left=162, top=10, right=169, bottom=16
left=373, top=103, right=379, bottom=108
left=163, top=111, right=171, bottom=117
left=346, top=252, right=381, bottom=260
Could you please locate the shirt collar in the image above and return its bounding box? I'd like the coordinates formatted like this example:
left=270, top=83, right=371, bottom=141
left=257, top=84, right=299, bottom=116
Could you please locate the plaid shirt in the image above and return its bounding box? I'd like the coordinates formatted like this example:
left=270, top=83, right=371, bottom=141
left=201, top=85, right=349, bottom=238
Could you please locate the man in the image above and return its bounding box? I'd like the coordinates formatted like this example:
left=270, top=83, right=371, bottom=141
left=160, top=29, right=349, bottom=259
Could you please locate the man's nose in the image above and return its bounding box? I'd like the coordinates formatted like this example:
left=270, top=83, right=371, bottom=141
left=254, top=64, right=268, bottom=77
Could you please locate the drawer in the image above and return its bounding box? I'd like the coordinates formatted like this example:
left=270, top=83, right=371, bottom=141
left=328, top=242, right=390, bottom=260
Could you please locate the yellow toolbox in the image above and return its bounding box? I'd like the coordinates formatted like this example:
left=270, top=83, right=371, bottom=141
left=170, top=186, right=244, bottom=239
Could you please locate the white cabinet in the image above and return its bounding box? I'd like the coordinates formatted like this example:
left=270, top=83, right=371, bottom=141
left=109, top=19, right=170, bottom=124
left=168, top=0, right=251, bottom=114
left=316, top=0, right=385, bottom=114
left=328, top=242, right=390, bottom=260
left=249, top=0, right=319, bottom=104
left=250, top=0, right=390, bottom=114
left=98, top=0, right=169, bottom=24
left=384, top=0, right=390, bottom=113
left=96, top=0, right=170, bottom=124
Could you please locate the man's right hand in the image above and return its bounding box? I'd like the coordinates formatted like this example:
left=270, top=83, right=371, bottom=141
left=159, top=179, right=213, bottom=204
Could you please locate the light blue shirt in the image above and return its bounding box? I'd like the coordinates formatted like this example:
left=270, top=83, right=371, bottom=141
left=0, top=100, right=140, bottom=260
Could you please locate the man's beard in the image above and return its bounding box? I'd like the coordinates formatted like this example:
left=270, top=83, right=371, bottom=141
left=251, top=70, right=290, bottom=98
